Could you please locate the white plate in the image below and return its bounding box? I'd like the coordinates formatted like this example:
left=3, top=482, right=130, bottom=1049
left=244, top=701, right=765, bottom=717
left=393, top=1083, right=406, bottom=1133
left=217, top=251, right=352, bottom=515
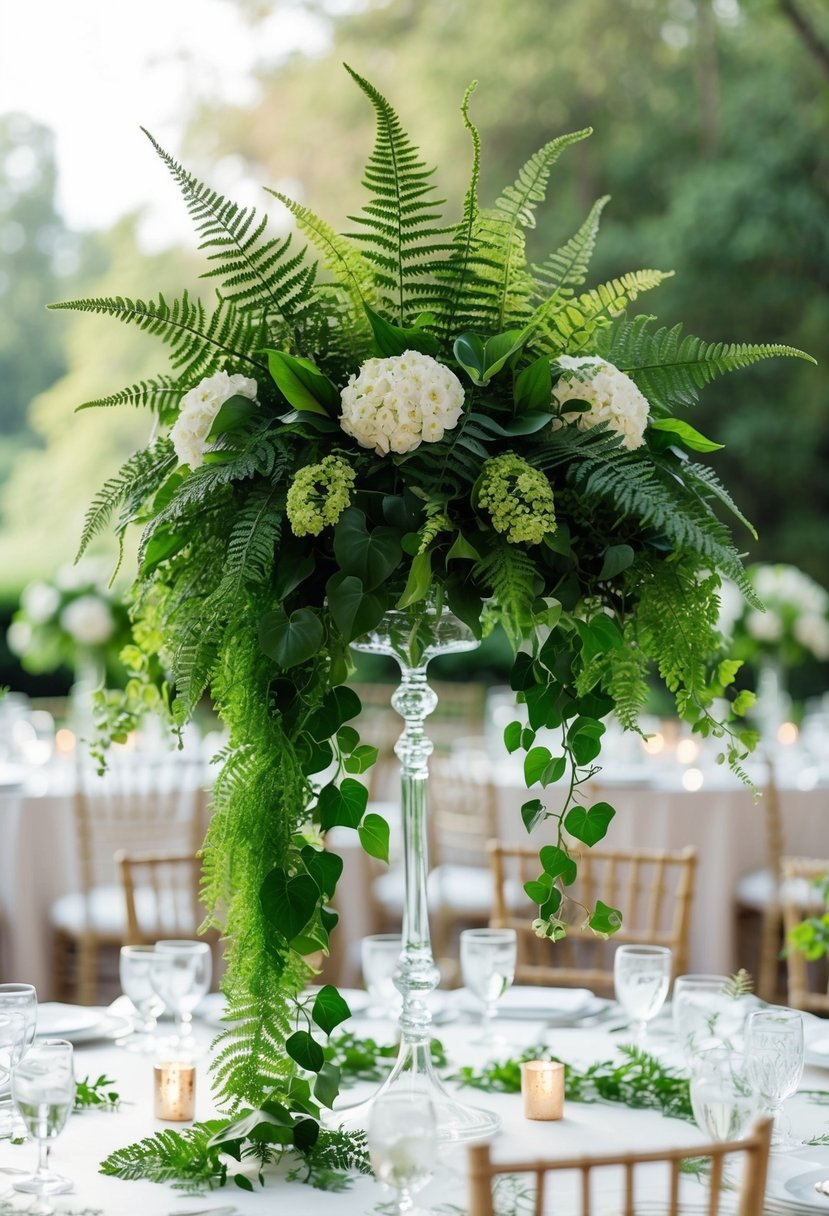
left=806, top=1031, right=829, bottom=1069
left=36, top=1004, right=103, bottom=1038
left=777, top=1167, right=829, bottom=1212
left=450, top=985, right=603, bottom=1023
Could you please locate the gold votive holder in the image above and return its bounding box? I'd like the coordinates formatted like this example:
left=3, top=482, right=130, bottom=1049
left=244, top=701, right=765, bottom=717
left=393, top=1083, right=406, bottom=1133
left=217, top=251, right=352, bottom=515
left=521, top=1059, right=564, bottom=1121
left=153, top=1061, right=196, bottom=1122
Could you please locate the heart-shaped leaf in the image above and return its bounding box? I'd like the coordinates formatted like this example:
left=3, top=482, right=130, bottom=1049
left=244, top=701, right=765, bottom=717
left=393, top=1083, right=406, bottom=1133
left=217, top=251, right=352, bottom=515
left=326, top=572, right=386, bottom=642
left=260, top=868, right=319, bottom=941
left=539, top=844, right=577, bottom=885
left=286, top=1030, right=325, bottom=1073
left=598, top=544, right=635, bottom=581
left=524, top=746, right=552, bottom=786
left=259, top=608, right=323, bottom=669
left=312, top=984, right=352, bottom=1036
left=588, top=899, right=624, bottom=937
left=524, top=873, right=553, bottom=904
left=521, top=798, right=546, bottom=833
left=564, top=801, right=616, bottom=847
left=333, top=508, right=402, bottom=590
left=313, top=1061, right=342, bottom=1108
left=301, top=846, right=344, bottom=899
left=317, top=779, right=368, bottom=830
left=306, top=686, right=362, bottom=741
left=358, top=813, right=390, bottom=863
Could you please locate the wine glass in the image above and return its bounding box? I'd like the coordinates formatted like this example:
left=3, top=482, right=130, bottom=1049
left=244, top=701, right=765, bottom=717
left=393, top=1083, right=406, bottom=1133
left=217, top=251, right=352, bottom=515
left=460, top=928, right=517, bottom=1045
left=361, top=934, right=403, bottom=1020
left=672, top=974, right=747, bottom=1062
left=689, top=1046, right=759, bottom=1142
left=745, top=1008, right=804, bottom=1148
left=368, top=1091, right=437, bottom=1215
left=11, top=1038, right=76, bottom=1199
left=151, top=940, right=212, bottom=1052
left=0, top=982, right=37, bottom=1134
left=613, top=945, right=672, bottom=1041
left=118, top=945, right=165, bottom=1052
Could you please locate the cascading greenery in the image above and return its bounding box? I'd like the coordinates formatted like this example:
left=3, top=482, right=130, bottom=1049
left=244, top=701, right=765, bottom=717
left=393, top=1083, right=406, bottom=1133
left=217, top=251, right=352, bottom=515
left=55, top=67, right=811, bottom=1190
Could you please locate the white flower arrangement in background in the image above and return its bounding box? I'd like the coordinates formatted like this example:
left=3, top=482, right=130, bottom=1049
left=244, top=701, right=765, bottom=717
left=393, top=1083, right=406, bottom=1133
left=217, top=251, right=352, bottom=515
left=718, top=562, right=829, bottom=666
left=552, top=354, right=650, bottom=450
left=170, top=371, right=258, bottom=468
left=339, top=350, right=465, bottom=455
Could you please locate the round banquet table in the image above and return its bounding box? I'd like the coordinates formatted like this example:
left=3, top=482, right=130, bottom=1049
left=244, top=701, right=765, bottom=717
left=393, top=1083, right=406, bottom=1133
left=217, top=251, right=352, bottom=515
left=0, top=997, right=828, bottom=1214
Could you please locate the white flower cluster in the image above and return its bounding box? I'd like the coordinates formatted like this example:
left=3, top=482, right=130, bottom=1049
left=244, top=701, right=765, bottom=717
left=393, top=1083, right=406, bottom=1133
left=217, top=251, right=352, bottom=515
left=553, top=355, right=650, bottom=451
left=339, top=351, right=464, bottom=455
left=60, top=596, right=115, bottom=646
left=718, top=565, right=829, bottom=661
left=170, top=371, right=258, bottom=468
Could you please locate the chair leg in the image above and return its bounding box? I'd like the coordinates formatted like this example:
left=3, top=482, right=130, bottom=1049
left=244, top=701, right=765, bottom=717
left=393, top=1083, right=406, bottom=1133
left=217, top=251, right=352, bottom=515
left=76, top=933, right=98, bottom=1006
left=757, top=904, right=782, bottom=1003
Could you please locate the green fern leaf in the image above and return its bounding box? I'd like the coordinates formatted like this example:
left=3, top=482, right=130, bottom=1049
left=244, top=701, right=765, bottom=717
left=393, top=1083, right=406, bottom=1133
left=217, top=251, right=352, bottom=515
left=100, top=1121, right=228, bottom=1190
left=473, top=544, right=542, bottom=647
left=433, top=81, right=482, bottom=337
left=532, top=195, right=610, bottom=301
left=538, top=269, right=672, bottom=353
left=74, top=374, right=184, bottom=418
left=78, top=441, right=176, bottom=559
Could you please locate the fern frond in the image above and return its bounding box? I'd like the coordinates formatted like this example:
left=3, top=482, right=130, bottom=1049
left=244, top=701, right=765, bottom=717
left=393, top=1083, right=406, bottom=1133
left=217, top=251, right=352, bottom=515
left=142, top=129, right=317, bottom=328
left=75, top=374, right=183, bottom=418
left=684, top=461, right=757, bottom=539
left=537, top=269, right=672, bottom=353
left=224, top=485, right=283, bottom=588
left=100, top=1121, right=228, bottom=1190
left=635, top=560, right=722, bottom=716
left=210, top=991, right=296, bottom=1110
left=344, top=64, right=449, bottom=324
left=434, top=81, right=482, bottom=338
left=49, top=292, right=268, bottom=382
left=78, top=441, right=176, bottom=559
left=473, top=544, right=542, bottom=647
left=595, top=316, right=815, bottom=413
left=532, top=195, right=610, bottom=301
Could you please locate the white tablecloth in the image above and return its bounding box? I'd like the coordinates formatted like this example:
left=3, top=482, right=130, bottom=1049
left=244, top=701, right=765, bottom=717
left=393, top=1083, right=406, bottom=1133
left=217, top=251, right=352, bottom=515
left=0, top=1001, right=827, bottom=1214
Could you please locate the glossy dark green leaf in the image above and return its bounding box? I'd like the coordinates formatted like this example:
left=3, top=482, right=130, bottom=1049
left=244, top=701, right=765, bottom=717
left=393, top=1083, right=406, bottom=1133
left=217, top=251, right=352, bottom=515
left=510, top=653, right=537, bottom=692
left=521, top=798, right=546, bottom=833
left=598, top=544, right=635, bottom=581
left=482, top=328, right=525, bottom=379
left=312, top=984, right=352, bottom=1036
left=292, top=1117, right=320, bottom=1151
left=524, top=745, right=552, bottom=786
left=539, top=887, right=563, bottom=920
left=313, top=1061, right=342, bottom=1109
left=301, top=846, right=344, bottom=898
left=358, top=813, right=390, bottom=863
left=514, top=355, right=552, bottom=414
left=286, top=1030, right=325, bottom=1073
left=333, top=508, right=402, bottom=591
left=141, top=527, right=187, bottom=576
left=524, top=873, right=553, bottom=903
left=446, top=532, right=481, bottom=562
left=445, top=574, right=484, bottom=638
left=564, top=801, right=616, bottom=847
left=337, top=725, right=360, bottom=753
left=453, top=331, right=486, bottom=381
left=306, top=686, right=362, bottom=741
left=317, top=779, right=368, bottom=830
left=206, top=393, right=257, bottom=438
left=259, top=608, right=323, bottom=669
left=504, top=721, right=523, bottom=754
left=262, top=348, right=339, bottom=415
left=365, top=304, right=440, bottom=357
left=539, top=844, right=578, bottom=885
left=260, top=868, right=319, bottom=941
left=326, top=572, right=387, bottom=642
left=589, top=899, right=624, bottom=936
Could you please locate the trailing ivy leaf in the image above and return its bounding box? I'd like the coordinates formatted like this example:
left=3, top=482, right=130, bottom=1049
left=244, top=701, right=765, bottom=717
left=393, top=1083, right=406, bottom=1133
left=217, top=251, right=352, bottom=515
left=524, top=745, right=552, bottom=785
left=313, top=1061, right=342, bottom=1109
left=589, top=899, right=624, bottom=936
left=539, top=844, right=577, bottom=885
left=540, top=888, right=563, bottom=919
left=259, top=608, right=323, bottom=668
left=337, top=725, right=360, bottom=753
left=274, top=552, right=315, bottom=600
left=523, top=873, right=553, bottom=903
left=521, top=798, right=546, bottom=833
left=504, top=721, right=522, bottom=754
left=343, top=744, right=379, bottom=774
left=260, top=868, right=319, bottom=941
left=286, top=1030, right=325, bottom=1073
left=598, top=544, right=635, bottom=581
left=358, top=813, right=390, bottom=863
left=312, top=985, right=352, bottom=1036
left=650, top=417, right=723, bottom=453
left=514, top=355, right=552, bottom=414
left=317, top=780, right=368, bottom=830
left=306, top=686, right=362, bottom=740
left=333, top=508, right=402, bottom=590
left=326, top=572, right=386, bottom=641
left=262, top=348, right=339, bottom=415
left=293, top=1118, right=320, bottom=1151
left=564, top=801, right=616, bottom=846
left=301, top=846, right=344, bottom=899
left=364, top=303, right=440, bottom=356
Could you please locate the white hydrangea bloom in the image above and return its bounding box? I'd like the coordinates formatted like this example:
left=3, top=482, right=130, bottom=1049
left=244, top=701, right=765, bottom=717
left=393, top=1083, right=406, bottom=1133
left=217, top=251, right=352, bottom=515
left=745, top=608, right=783, bottom=643
left=752, top=564, right=829, bottom=616
left=170, top=371, right=258, bottom=468
left=6, top=620, right=32, bottom=655
left=21, top=581, right=60, bottom=624
left=60, top=596, right=115, bottom=646
left=794, top=613, right=829, bottom=660
left=553, top=355, right=650, bottom=451
left=339, top=351, right=464, bottom=456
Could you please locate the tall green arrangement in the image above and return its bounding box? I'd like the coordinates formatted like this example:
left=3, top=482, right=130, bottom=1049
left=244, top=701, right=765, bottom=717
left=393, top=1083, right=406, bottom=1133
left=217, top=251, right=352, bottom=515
left=56, top=69, right=810, bottom=1188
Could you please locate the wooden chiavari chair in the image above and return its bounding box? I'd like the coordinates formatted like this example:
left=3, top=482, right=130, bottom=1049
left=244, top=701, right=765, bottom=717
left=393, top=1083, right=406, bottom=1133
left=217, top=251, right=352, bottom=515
left=781, top=855, right=829, bottom=1015
left=116, top=852, right=205, bottom=945
left=467, top=1118, right=772, bottom=1216
left=488, top=841, right=697, bottom=994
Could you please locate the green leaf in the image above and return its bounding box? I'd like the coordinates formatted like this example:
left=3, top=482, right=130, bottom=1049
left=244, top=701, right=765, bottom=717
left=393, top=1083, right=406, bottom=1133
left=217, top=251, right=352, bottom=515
left=301, top=846, right=344, bottom=898
left=482, top=328, right=525, bottom=380
left=313, top=1061, right=342, bottom=1109
left=312, top=985, right=352, bottom=1036
left=732, top=689, right=756, bottom=716
left=317, top=779, right=368, bottom=830
left=717, top=659, right=742, bottom=688
left=141, top=527, right=187, bottom=575
left=358, top=813, right=390, bottom=863
left=524, top=745, right=552, bottom=786
left=541, top=755, right=567, bottom=785
left=337, top=725, right=360, bottom=753
left=521, top=799, right=546, bottom=834
left=539, top=844, right=577, bottom=885
left=206, top=393, right=257, bottom=439
left=397, top=550, right=432, bottom=609
left=589, top=899, right=624, bottom=936
left=650, top=417, right=724, bottom=453
left=307, top=686, right=362, bottom=740
left=514, top=356, right=552, bottom=414
left=326, top=572, right=386, bottom=642
left=234, top=1175, right=255, bottom=1191
left=564, top=801, right=616, bottom=847
left=262, top=348, right=339, bottom=415
left=334, top=508, right=402, bottom=590
left=540, top=887, right=563, bottom=920
left=577, top=616, right=624, bottom=660
left=260, top=868, right=319, bottom=941
left=259, top=608, right=323, bottom=669
left=446, top=532, right=481, bottom=562
left=598, top=544, right=635, bottom=581
left=453, top=332, right=486, bottom=382
left=364, top=304, right=440, bottom=356
left=445, top=574, right=484, bottom=638
left=293, top=1117, right=320, bottom=1151
left=471, top=410, right=553, bottom=437
left=286, top=1030, right=325, bottom=1073
left=504, top=721, right=523, bottom=754
left=343, top=744, right=379, bottom=774
left=524, top=873, right=553, bottom=903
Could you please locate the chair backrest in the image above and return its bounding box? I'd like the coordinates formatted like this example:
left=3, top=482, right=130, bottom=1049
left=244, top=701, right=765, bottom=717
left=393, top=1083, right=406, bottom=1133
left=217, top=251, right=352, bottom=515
left=782, top=855, right=829, bottom=1014
left=467, top=1117, right=772, bottom=1216
left=489, top=841, right=697, bottom=992
left=761, top=761, right=785, bottom=884
left=430, top=754, right=498, bottom=869
left=116, top=851, right=206, bottom=944
left=74, top=747, right=209, bottom=893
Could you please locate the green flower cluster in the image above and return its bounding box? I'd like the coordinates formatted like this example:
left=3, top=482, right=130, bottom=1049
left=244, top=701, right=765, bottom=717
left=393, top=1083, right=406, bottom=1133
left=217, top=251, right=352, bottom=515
left=286, top=455, right=356, bottom=538
left=477, top=451, right=557, bottom=545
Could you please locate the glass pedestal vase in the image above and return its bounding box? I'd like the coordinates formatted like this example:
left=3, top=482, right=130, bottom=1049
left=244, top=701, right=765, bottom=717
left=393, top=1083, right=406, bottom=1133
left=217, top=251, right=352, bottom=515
left=336, top=601, right=500, bottom=1143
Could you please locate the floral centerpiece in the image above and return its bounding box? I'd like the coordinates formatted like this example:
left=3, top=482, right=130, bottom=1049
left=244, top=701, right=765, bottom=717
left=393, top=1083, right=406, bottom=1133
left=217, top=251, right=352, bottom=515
left=7, top=559, right=131, bottom=687
left=718, top=564, right=829, bottom=668
left=55, top=70, right=810, bottom=1188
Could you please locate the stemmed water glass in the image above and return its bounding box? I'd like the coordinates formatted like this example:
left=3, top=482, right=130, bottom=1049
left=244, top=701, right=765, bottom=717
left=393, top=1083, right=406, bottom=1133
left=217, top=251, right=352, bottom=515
left=118, top=945, right=165, bottom=1052
left=368, top=1091, right=437, bottom=1215
left=150, top=940, right=212, bottom=1052
left=672, top=974, right=749, bottom=1061
left=460, top=928, right=517, bottom=1045
left=361, top=934, right=403, bottom=1020
left=0, top=982, right=37, bottom=1134
left=745, top=1008, right=804, bottom=1148
left=689, top=1046, right=759, bottom=1142
left=11, top=1038, right=76, bottom=1201
left=613, top=945, right=672, bottom=1042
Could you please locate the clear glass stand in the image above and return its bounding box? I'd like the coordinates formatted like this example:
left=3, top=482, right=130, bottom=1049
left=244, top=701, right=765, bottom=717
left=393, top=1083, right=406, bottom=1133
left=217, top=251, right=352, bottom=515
left=334, top=601, right=501, bottom=1143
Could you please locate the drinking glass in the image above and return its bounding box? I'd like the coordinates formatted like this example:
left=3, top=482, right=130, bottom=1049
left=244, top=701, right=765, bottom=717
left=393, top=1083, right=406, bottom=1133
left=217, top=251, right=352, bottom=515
left=745, top=1008, right=804, bottom=1148
left=673, top=974, right=748, bottom=1062
left=368, top=1091, right=437, bottom=1215
left=150, top=940, right=212, bottom=1052
left=361, top=934, right=403, bottom=1020
left=613, top=945, right=672, bottom=1041
left=460, top=928, right=517, bottom=1045
left=689, top=1046, right=759, bottom=1142
left=0, top=982, right=37, bottom=1134
left=118, top=945, right=165, bottom=1052
left=12, top=1038, right=75, bottom=1198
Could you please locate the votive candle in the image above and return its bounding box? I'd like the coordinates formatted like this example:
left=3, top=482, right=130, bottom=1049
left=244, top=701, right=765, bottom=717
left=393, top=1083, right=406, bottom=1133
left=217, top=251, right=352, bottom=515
left=521, top=1059, right=564, bottom=1121
left=153, top=1061, right=196, bottom=1122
